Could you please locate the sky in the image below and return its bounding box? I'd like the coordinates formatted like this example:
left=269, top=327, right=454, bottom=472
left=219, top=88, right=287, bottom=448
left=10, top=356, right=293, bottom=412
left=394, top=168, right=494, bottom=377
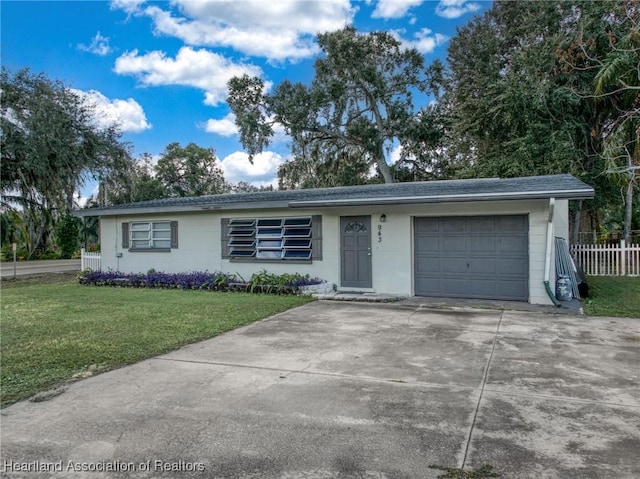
left=1, top=0, right=491, bottom=199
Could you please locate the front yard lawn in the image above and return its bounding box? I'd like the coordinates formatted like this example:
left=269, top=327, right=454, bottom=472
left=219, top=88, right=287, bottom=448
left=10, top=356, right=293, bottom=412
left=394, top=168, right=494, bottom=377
left=1, top=281, right=312, bottom=407
left=582, top=276, right=640, bottom=318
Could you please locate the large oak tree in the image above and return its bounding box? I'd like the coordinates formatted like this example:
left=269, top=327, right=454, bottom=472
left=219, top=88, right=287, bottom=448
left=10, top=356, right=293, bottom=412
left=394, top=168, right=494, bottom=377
left=1, top=68, right=129, bottom=257
left=227, top=27, right=433, bottom=186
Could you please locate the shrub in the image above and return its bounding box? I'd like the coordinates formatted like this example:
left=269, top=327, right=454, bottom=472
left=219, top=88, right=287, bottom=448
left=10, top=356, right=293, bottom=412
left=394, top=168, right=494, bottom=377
left=78, top=270, right=324, bottom=295
left=55, top=214, right=80, bottom=259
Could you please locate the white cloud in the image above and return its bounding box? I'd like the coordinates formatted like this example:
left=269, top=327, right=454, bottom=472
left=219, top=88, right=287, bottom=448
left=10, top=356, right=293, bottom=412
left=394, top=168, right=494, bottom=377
left=75, top=184, right=99, bottom=208
left=391, top=28, right=448, bottom=54
left=219, top=150, right=285, bottom=185
left=111, top=0, right=355, bottom=63
left=435, top=0, right=481, bottom=19
left=372, top=0, right=424, bottom=19
left=407, top=28, right=449, bottom=54
left=72, top=89, right=151, bottom=133
left=78, top=32, right=113, bottom=56
left=204, top=113, right=290, bottom=145
left=114, top=46, right=264, bottom=106
left=389, top=144, right=403, bottom=165
left=110, top=0, right=145, bottom=14
left=204, top=113, right=238, bottom=137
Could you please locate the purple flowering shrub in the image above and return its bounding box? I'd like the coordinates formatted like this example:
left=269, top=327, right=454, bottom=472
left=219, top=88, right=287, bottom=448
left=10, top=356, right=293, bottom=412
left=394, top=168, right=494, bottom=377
left=78, top=269, right=324, bottom=295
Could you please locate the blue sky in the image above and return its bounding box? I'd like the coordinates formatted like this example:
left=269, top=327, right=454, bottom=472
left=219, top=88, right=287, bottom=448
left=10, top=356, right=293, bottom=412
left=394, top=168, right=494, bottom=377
left=1, top=0, right=490, bottom=198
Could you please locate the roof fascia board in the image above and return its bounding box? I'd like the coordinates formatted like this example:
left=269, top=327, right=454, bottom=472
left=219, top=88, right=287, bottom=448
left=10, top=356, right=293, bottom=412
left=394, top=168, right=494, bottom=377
left=288, top=189, right=594, bottom=208
left=74, top=187, right=595, bottom=217
left=74, top=200, right=292, bottom=217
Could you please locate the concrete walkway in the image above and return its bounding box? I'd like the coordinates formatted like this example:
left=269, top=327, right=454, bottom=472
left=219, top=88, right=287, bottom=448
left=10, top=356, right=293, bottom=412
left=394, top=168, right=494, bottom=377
left=1, top=302, right=638, bottom=478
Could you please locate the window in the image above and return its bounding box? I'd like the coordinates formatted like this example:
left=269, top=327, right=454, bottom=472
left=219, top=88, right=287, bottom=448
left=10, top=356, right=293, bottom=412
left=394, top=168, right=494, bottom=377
left=123, top=221, right=178, bottom=251
left=222, top=216, right=321, bottom=261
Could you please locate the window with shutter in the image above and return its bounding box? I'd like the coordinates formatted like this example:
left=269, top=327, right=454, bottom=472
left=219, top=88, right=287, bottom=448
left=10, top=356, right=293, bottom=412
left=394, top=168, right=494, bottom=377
left=127, top=221, right=176, bottom=251
left=223, top=216, right=321, bottom=262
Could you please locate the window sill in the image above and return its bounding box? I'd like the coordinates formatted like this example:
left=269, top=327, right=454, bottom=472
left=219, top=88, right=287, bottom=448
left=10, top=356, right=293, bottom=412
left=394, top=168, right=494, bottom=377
left=128, top=248, right=172, bottom=253
left=227, top=258, right=313, bottom=264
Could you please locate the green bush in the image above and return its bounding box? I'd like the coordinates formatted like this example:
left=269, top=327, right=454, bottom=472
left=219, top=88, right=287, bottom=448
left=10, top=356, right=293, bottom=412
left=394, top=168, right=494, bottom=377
left=55, top=214, right=80, bottom=259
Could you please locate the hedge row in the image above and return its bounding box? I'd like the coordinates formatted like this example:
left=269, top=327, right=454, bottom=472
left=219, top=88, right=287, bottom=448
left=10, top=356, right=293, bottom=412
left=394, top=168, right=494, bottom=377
left=78, top=270, right=324, bottom=295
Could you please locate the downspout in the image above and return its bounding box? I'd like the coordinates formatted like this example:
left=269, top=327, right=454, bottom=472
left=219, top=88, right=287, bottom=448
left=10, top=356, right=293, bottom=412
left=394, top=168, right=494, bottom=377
left=544, top=198, right=561, bottom=307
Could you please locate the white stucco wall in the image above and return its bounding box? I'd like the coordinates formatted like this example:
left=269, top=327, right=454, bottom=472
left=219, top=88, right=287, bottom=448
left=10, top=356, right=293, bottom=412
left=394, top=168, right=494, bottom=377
left=98, top=198, right=567, bottom=305
left=100, top=213, right=221, bottom=273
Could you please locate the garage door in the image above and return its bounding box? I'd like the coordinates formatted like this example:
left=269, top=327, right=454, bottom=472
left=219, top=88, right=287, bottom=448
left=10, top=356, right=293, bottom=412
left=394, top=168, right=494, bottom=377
left=414, top=215, right=528, bottom=301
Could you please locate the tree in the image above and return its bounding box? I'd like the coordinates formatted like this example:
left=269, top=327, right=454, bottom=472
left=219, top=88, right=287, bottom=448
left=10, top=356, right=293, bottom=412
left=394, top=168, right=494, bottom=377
left=231, top=182, right=274, bottom=193
left=228, top=27, right=432, bottom=186
left=55, top=213, right=80, bottom=259
left=441, top=1, right=591, bottom=178
left=435, top=0, right=632, bottom=241
left=155, top=142, right=228, bottom=197
left=1, top=68, right=128, bottom=257
left=277, top=141, right=373, bottom=189
left=99, top=152, right=167, bottom=205
left=591, top=1, right=640, bottom=242
left=391, top=100, right=459, bottom=182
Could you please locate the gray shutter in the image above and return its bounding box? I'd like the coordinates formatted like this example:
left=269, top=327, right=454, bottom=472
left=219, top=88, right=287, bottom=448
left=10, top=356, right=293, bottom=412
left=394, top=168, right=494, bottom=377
left=221, top=218, right=231, bottom=259
left=311, top=215, right=322, bottom=260
left=122, top=222, right=129, bottom=249
left=170, top=221, right=178, bottom=248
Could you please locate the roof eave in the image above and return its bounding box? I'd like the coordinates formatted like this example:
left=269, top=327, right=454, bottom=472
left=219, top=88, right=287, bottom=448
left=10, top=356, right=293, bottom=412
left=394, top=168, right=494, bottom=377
left=74, top=200, right=293, bottom=217
left=288, top=189, right=595, bottom=208
left=74, top=188, right=595, bottom=217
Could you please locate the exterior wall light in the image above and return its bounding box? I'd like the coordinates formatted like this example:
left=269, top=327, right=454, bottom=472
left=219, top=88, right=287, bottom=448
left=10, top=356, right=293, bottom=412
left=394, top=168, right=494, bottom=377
left=380, top=214, right=387, bottom=223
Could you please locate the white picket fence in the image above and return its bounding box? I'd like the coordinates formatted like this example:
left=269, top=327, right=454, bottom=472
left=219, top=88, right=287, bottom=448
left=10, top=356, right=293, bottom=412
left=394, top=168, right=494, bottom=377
left=570, top=240, right=640, bottom=276
left=80, top=248, right=102, bottom=271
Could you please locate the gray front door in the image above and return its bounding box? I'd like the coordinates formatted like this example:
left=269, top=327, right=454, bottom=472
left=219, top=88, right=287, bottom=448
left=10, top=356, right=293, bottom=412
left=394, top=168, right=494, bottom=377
left=414, top=215, right=529, bottom=301
left=341, top=216, right=372, bottom=288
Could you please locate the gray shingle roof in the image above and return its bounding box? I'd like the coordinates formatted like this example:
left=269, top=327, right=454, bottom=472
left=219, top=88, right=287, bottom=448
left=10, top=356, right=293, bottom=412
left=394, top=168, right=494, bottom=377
left=76, top=174, right=594, bottom=217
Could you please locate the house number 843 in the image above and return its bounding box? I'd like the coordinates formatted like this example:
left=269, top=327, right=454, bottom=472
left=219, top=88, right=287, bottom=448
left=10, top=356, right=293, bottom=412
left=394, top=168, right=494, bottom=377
left=377, top=224, right=382, bottom=243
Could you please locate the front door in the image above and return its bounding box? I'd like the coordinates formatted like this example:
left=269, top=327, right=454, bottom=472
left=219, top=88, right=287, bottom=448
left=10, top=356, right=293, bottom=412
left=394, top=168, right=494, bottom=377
left=340, top=216, right=372, bottom=288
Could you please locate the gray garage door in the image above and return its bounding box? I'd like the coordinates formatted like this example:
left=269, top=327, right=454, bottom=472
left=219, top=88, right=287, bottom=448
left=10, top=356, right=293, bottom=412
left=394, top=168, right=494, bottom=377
left=414, top=215, right=529, bottom=301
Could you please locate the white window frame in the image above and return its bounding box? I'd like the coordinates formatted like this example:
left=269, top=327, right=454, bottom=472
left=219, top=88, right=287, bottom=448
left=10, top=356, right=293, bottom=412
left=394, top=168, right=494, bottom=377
left=130, top=221, right=172, bottom=250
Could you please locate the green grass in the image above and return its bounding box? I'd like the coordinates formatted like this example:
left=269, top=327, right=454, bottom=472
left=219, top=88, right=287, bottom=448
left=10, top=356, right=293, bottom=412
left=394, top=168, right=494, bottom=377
left=582, top=276, right=640, bottom=318
left=1, top=281, right=312, bottom=407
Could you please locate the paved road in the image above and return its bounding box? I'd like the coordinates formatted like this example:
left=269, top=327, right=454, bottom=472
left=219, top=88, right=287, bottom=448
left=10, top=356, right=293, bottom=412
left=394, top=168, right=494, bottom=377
left=0, top=259, right=81, bottom=277
left=2, top=301, right=638, bottom=478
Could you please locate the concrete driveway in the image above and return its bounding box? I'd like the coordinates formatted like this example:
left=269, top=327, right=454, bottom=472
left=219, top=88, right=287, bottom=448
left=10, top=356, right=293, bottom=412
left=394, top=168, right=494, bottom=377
left=1, top=301, right=639, bottom=478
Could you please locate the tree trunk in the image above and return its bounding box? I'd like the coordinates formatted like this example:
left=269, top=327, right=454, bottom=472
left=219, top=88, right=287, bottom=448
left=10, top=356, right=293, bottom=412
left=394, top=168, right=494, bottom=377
left=368, top=93, right=394, bottom=184
left=375, top=143, right=394, bottom=184
left=571, top=200, right=582, bottom=244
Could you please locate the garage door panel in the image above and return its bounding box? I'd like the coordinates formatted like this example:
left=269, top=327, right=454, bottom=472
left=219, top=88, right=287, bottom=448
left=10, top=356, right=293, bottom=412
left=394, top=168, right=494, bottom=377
left=469, top=280, right=497, bottom=297
left=469, top=258, right=496, bottom=274
left=441, top=278, right=468, bottom=295
left=496, top=258, right=527, bottom=275
left=496, top=215, right=527, bottom=231
left=442, top=217, right=466, bottom=233
left=469, top=236, right=496, bottom=253
left=414, top=215, right=528, bottom=301
left=499, top=236, right=527, bottom=253
left=498, top=280, right=528, bottom=298
left=415, top=257, right=441, bottom=274
left=415, top=218, right=439, bottom=233
left=442, top=236, right=466, bottom=253
left=415, top=236, right=439, bottom=252
left=414, top=277, right=441, bottom=295
left=442, top=258, right=469, bottom=274
left=467, top=216, right=495, bottom=233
